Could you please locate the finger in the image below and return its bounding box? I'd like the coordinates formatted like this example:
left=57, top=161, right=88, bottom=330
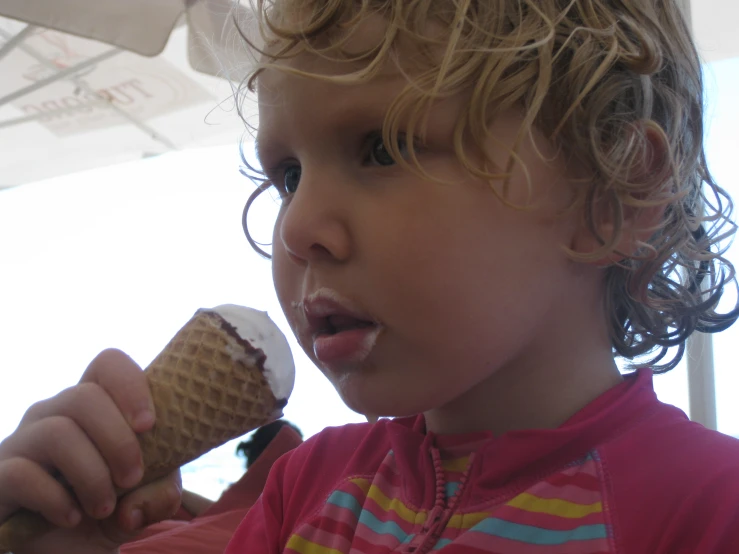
left=101, top=471, right=182, bottom=544
left=81, top=348, right=155, bottom=433
left=2, top=416, right=119, bottom=520
left=0, top=457, right=81, bottom=529
left=16, top=382, right=144, bottom=490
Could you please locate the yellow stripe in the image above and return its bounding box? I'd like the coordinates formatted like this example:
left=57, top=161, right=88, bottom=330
left=364, top=484, right=427, bottom=525
left=286, top=535, right=343, bottom=554
left=349, top=478, right=425, bottom=524
left=441, top=457, right=469, bottom=473
left=507, top=493, right=603, bottom=518
left=350, top=478, right=371, bottom=496
left=447, top=511, right=490, bottom=529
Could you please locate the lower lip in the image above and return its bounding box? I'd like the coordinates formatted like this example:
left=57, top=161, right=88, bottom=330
left=313, top=326, right=381, bottom=365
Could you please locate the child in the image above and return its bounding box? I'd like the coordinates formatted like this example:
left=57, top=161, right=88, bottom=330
left=2, top=0, right=739, bottom=552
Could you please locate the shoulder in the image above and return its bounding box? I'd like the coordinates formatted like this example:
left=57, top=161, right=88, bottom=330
left=262, top=419, right=399, bottom=535
left=600, top=403, right=739, bottom=553
left=603, top=400, right=739, bottom=480
left=288, top=419, right=393, bottom=464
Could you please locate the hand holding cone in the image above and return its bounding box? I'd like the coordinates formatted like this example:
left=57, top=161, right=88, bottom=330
left=0, top=306, right=295, bottom=553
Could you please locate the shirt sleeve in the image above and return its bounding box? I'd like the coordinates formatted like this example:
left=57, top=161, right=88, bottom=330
left=223, top=449, right=293, bottom=554
left=223, top=422, right=377, bottom=553
left=663, top=472, right=739, bottom=553
left=121, top=510, right=249, bottom=554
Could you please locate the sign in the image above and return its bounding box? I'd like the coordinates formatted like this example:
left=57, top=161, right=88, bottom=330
left=1, top=26, right=215, bottom=136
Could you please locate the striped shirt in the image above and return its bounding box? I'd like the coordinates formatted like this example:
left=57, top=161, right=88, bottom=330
left=226, top=370, right=739, bottom=553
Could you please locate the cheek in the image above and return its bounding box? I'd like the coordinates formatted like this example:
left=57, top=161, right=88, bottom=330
left=270, top=228, right=294, bottom=310
left=271, top=249, right=291, bottom=301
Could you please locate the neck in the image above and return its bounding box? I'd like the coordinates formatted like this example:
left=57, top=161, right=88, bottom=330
left=424, top=353, right=622, bottom=436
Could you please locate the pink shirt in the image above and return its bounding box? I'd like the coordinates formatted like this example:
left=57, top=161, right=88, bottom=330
left=226, top=370, right=739, bottom=553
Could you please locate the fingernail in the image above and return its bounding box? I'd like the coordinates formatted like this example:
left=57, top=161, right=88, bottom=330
left=66, top=509, right=82, bottom=527
left=121, top=464, right=144, bottom=489
left=131, top=408, right=154, bottom=430
left=129, top=509, right=144, bottom=531
left=95, top=500, right=114, bottom=519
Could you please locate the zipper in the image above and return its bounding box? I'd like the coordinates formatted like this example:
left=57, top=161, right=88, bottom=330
left=402, top=449, right=475, bottom=553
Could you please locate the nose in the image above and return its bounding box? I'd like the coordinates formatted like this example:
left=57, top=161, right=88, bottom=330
left=275, top=167, right=352, bottom=265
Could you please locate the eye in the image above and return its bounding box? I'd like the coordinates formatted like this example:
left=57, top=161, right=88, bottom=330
left=280, top=165, right=302, bottom=195
left=366, top=132, right=409, bottom=167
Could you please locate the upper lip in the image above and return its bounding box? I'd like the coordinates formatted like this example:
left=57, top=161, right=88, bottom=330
left=298, top=288, right=379, bottom=339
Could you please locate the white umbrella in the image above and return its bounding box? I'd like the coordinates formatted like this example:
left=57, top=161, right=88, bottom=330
left=0, top=0, right=258, bottom=187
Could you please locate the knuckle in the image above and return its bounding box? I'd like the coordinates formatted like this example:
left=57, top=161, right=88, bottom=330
left=92, top=348, right=133, bottom=370
left=0, top=459, right=29, bottom=519
left=85, top=471, right=114, bottom=497
left=19, top=396, right=54, bottom=425
left=95, top=347, right=127, bottom=362
left=73, top=381, right=105, bottom=404
left=172, top=470, right=182, bottom=490
left=164, top=484, right=182, bottom=517
left=42, top=415, right=78, bottom=444
left=0, top=456, right=30, bottom=489
left=77, top=471, right=116, bottom=516
left=21, top=400, right=43, bottom=421
left=166, top=480, right=182, bottom=504
left=110, top=435, right=142, bottom=473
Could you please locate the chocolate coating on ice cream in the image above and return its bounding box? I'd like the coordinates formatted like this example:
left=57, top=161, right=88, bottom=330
left=211, top=305, right=295, bottom=402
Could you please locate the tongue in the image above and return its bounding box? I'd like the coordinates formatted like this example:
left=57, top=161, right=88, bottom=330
left=328, top=314, right=373, bottom=332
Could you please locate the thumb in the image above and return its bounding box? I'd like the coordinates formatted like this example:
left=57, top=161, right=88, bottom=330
left=100, top=470, right=183, bottom=545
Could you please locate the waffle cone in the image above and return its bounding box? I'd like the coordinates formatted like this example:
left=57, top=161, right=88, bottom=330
left=0, top=309, right=285, bottom=553
left=137, top=309, right=283, bottom=485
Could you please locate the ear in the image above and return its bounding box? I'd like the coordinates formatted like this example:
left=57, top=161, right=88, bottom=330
left=570, top=123, right=669, bottom=266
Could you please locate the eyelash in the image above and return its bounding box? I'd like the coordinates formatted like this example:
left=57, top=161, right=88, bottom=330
left=264, top=131, right=416, bottom=199
left=263, top=163, right=299, bottom=199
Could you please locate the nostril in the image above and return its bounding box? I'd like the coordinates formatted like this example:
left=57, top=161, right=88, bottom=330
left=283, top=246, right=308, bottom=266
left=309, top=243, right=333, bottom=257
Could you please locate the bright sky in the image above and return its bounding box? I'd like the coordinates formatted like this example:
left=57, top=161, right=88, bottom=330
left=1, top=57, right=738, bottom=500
left=0, top=144, right=366, bottom=498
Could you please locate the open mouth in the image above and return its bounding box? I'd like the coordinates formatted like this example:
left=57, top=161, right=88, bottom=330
left=300, top=289, right=382, bottom=364
left=316, top=314, right=376, bottom=337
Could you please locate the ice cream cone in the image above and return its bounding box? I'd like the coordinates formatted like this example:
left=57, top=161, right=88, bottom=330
left=0, top=306, right=294, bottom=553
left=137, top=308, right=287, bottom=486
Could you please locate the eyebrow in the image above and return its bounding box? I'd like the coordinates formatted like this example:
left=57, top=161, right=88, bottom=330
left=253, top=135, right=279, bottom=170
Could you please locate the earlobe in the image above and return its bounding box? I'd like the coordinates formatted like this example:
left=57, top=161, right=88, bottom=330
left=569, top=121, right=670, bottom=266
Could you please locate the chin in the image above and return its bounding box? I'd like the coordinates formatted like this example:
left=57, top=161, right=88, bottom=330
left=336, top=383, right=435, bottom=421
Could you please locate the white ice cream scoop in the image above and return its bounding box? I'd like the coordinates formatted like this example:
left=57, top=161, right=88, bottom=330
left=213, top=304, right=295, bottom=401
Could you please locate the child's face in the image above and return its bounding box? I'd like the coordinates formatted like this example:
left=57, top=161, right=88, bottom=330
left=257, top=45, right=598, bottom=424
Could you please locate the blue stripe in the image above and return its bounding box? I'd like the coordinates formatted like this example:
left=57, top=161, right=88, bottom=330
left=445, top=482, right=460, bottom=498
left=433, top=538, right=453, bottom=550
left=358, top=510, right=411, bottom=543
left=470, top=519, right=607, bottom=545
left=327, top=490, right=362, bottom=520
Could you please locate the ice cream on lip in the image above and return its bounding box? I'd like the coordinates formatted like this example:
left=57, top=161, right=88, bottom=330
left=298, top=288, right=380, bottom=324
left=212, top=304, right=295, bottom=402
left=294, top=289, right=384, bottom=366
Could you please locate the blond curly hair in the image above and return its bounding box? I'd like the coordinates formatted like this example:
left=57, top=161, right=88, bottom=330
left=238, top=0, right=738, bottom=372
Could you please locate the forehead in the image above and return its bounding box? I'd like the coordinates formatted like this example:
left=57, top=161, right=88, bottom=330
left=254, top=60, right=405, bottom=158
left=252, top=11, right=455, bottom=161
left=254, top=43, right=408, bottom=160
